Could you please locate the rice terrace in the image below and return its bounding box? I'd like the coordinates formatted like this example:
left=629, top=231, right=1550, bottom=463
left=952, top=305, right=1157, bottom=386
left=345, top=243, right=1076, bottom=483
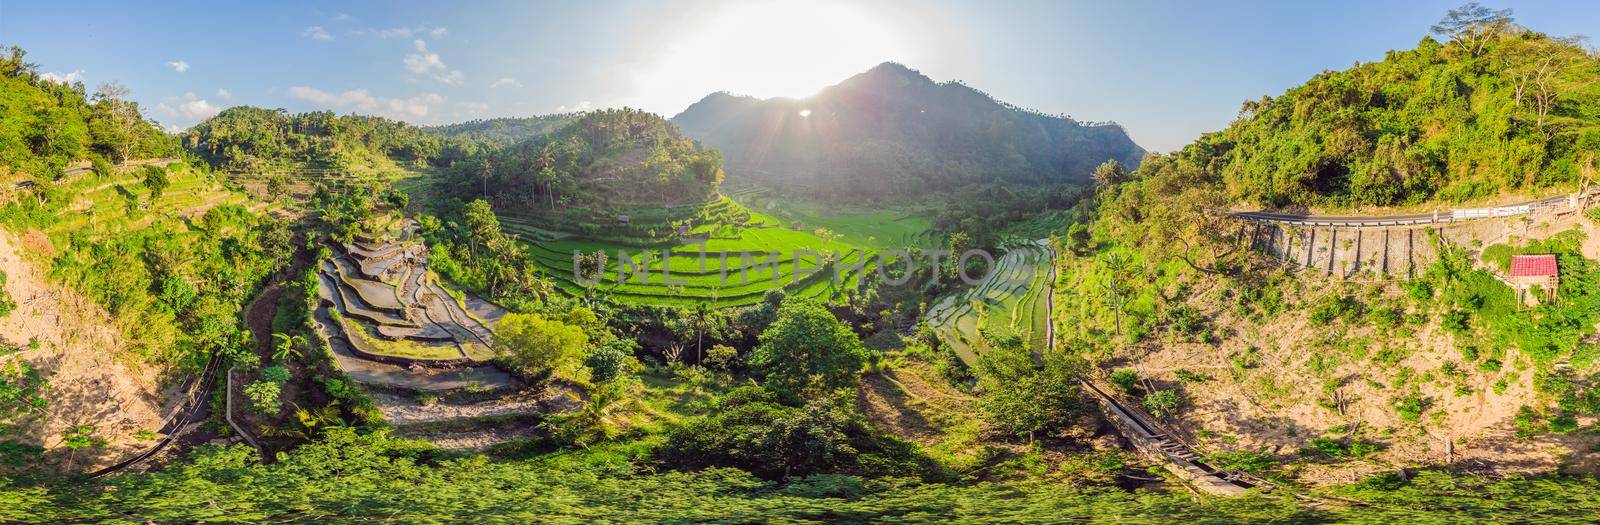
left=502, top=184, right=939, bottom=307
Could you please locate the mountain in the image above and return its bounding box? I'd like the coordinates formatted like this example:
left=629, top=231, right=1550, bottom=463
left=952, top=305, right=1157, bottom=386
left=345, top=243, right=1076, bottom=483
left=671, top=62, right=1145, bottom=198
left=424, top=114, right=580, bottom=146
left=1171, top=30, right=1600, bottom=209
left=451, top=108, right=723, bottom=210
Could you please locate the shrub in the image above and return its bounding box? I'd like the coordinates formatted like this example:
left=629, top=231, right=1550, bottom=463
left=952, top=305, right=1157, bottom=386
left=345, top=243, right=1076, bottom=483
left=1143, top=389, right=1185, bottom=419
left=658, top=387, right=935, bottom=480
left=0, top=271, right=13, bottom=318
left=244, top=379, right=284, bottom=416
left=1549, top=414, right=1579, bottom=434
left=259, top=365, right=291, bottom=384
left=1393, top=394, right=1426, bottom=421
left=703, top=344, right=740, bottom=371
left=1514, top=406, right=1545, bottom=438
left=1175, top=369, right=1210, bottom=383
left=1110, top=369, right=1139, bottom=394
left=1204, top=448, right=1277, bottom=473
left=1441, top=309, right=1471, bottom=334
left=1308, top=437, right=1379, bottom=457
left=1309, top=294, right=1363, bottom=326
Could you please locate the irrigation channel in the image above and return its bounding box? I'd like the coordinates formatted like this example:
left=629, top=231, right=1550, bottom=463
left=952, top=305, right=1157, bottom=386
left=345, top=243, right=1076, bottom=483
left=86, top=352, right=223, bottom=479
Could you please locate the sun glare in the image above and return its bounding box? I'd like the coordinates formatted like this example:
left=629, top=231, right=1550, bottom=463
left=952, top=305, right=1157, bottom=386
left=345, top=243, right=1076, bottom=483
left=623, top=0, right=922, bottom=110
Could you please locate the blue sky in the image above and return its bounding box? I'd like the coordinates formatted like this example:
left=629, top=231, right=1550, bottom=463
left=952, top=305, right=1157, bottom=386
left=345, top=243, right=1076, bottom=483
left=2, top=0, right=1595, bottom=151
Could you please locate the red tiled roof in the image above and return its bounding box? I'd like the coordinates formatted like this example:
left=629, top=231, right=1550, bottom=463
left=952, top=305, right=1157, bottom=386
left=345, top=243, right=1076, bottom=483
left=1509, top=254, right=1558, bottom=277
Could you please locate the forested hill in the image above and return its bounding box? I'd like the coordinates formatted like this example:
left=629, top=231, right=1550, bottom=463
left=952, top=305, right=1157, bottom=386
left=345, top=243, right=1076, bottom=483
left=423, top=114, right=579, bottom=145
left=440, top=108, right=724, bottom=210
left=0, top=46, right=173, bottom=180
left=670, top=62, right=1145, bottom=198
left=1191, top=29, right=1600, bottom=209
left=182, top=106, right=482, bottom=174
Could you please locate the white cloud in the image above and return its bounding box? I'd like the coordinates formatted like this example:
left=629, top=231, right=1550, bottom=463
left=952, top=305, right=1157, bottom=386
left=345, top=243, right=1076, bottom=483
left=40, top=70, right=84, bottom=83
left=555, top=101, right=593, bottom=112
left=403, top=40, right=462, bottom=85
left=287, top=85, right=445, bottom=120
left=167, top=60, right=190, bottom=73
left=458, top=101, right=490, bottom=114
left=153, top=92, right=222, bottom=124
left=490, top=77, right=522, bottom=89
left=404, top=39, right=444, bottom=73
left=333, top=12, right=351, bottom=21
left=215, top=88, right=232, bottom=99
left=303, top=26, right=334, bottom=41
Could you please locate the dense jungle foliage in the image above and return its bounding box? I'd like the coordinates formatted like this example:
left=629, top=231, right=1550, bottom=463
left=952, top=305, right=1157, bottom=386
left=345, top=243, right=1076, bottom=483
left=1206, top=29, right=1600, bottom=208
left=182, top=106, right=484, bottom=173
left=0, top=46, right=174, bottom=180
left=440, top=108, right=725, bottom=210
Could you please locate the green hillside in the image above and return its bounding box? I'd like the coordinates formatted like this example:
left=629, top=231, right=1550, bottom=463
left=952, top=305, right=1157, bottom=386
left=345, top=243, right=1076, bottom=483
left=1202, top=29, right=1600, bottom=208
left=446, top=108, right=724, bottom=211
left=0, top=46, right=173, bottom=179
left=422, top=114, right=579, bottom=145
left=182, top=106, right=480, bottom=174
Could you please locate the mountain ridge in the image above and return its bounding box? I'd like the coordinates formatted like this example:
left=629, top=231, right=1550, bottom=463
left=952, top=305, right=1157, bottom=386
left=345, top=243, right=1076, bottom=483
left=671, top=61, right=1145, bottom=198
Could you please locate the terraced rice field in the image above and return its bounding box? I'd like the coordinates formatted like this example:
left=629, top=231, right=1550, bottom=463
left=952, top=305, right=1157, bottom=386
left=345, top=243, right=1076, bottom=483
left=502, top=190, right=924, bottom=308
left=922, top=240, right=1054, bottom=366
left=46, top=165, right=277, bottom=238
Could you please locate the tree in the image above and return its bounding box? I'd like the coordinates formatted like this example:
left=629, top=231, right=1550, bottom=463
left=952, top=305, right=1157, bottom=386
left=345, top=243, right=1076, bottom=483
left=750, top=301, right=867, bottom=403
left=141, top=165, right=170, bottom=202
left=461, top=199, right=502, bottom=258
left=1091, top=159, right=1128, bottom=187
left=495, top=313, right=590, bottom=378
left=265, top=173, right=290, bottom=201
left=91, top=81, right=140, bottom=162
left=1430, top=3, right=1515, bottom=57
left=975, top=335, right=1089, bottom=441
left=1065, top=223, right=1091, bottom=255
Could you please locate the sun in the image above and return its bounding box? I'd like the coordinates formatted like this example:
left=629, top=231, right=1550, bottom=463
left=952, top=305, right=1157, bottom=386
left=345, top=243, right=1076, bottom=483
left=623, top=0, right=920, bottom=110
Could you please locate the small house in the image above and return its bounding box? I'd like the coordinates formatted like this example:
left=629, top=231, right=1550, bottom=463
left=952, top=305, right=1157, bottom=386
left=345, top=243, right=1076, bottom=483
left=617, top=214, right=630, bottom=225
left=1508, top=254, right=1558, bottom=306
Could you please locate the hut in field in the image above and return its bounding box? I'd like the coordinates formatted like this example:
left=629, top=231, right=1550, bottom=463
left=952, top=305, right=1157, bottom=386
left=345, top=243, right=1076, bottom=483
left=1508, top=254, right=1558, bottom=306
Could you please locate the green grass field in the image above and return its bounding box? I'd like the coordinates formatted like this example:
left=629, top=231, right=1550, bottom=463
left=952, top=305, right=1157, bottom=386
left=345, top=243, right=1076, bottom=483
left=502, top=189, right=926, bottom=308
left=922, top=240, right=1054, bottom=365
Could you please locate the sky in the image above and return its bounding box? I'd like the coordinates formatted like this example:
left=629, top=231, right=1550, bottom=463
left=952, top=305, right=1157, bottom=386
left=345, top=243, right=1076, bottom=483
left=2, top=0, right=1596, bottom=152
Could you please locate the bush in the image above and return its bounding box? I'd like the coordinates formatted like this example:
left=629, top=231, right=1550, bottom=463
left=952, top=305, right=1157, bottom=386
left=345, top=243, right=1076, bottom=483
left=1110, top=369, right=1139, bottom=393
left=1143, top=389, right=1185, bottom=419
left=1394, top=394, right=1426, bottom=421
left=1203, top=448, right=1277, bottom=473
left=0, top=271, right=14, bottom=318
left=658, top=387, right=936, bottom=480
left=1309, top=294, right=1363, bottom=326
left=1308, top=437, right=1379, bottom=457
left=244, top=379, right=284, bottom=416
left=1441, top=309, right=1471, bottom=334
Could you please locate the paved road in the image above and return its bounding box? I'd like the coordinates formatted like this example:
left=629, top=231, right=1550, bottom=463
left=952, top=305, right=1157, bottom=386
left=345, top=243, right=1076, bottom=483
left=1231, top=192, right=1581, bottom=227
